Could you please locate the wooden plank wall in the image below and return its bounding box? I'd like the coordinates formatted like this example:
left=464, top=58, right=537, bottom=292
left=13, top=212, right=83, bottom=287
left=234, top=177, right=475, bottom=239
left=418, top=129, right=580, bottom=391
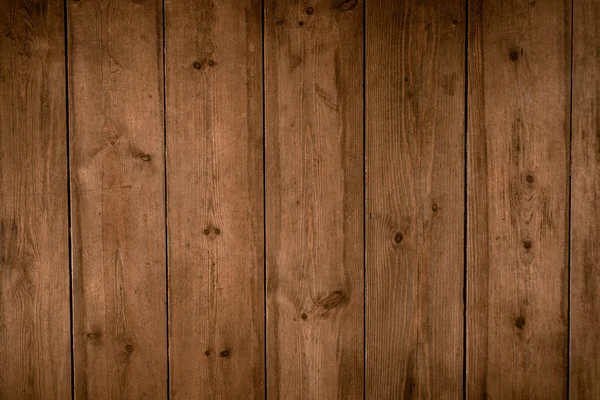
left=3, top=0, right=600, bottom=399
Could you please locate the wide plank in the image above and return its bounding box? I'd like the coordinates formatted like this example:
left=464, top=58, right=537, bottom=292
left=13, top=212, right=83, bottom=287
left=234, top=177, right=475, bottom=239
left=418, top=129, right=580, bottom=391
left=366, top=0, right=466, bottom=398
left=68, top=0, right=168, bottom=397
left=466, top=0, right=570, bottom=397
left=165, top=0, right=264, bottom=398
left=265, top=1, right=364, bottom=398
left=0, top=0, right=71, bottom=398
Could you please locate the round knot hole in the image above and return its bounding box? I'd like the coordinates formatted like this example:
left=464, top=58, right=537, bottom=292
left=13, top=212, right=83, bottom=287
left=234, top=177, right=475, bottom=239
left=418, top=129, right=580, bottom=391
left=394, top=232, right=404, bottom=244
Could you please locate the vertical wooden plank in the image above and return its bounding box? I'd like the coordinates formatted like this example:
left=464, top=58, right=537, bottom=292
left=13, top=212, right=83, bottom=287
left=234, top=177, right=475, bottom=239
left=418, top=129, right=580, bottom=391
left=265, top=1, right=363, bottom=399
left=571, top=0, right=600, bottom=397
left=366, top=0, right=465, bottom=398
left=165, top=1, right=264, bottom=398
left=68, top=0, right=167, bottom=397
left=0, top=0, right=71, bottom=398
left=467, top=0, right=570, bottom=398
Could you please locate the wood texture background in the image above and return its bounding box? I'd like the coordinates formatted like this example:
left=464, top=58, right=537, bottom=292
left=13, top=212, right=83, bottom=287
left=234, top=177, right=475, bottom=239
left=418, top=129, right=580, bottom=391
left=0, top=0, right=598, bottom=399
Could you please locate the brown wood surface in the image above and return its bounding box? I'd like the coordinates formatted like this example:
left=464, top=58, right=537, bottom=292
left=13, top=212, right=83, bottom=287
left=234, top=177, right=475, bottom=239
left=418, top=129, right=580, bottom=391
left=265, top=1, right=364, bottom=399
left=366, top=0, right=466, bottom=398
left=0, top=0, right=71, bottom=398
left=165, top=0, right=264, bottom=398
left=68, top=0, right=167, bottom=397
left=571, top=0, right=600, bottom=397
left=3, top=1, right=600, bottom=398
left=467, top=0, right=570, bottom=398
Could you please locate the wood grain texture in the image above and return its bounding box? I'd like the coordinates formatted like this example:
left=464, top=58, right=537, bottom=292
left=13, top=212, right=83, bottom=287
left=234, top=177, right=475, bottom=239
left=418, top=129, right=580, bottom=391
left=467, top=0, right=570, bottom=398
left=366, top=0, right=465, bottom=398
left=165, top=0, right=264, bottom=398
left=68, top=0, right=167, bottom=397
left=265, top=1, right=363, bottom=398
left=0, top=0, right=71, bottom=398
left=571, top=0, right=600, bottom=397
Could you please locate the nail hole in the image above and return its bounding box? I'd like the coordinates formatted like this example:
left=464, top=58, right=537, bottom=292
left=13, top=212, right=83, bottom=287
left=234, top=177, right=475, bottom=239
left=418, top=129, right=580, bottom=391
left=452, top=18, right=458, bottom=25
left=306, top=6, right=314, bottom=15
left=301, top=313, right=308, bottom=320
left=205, top=350, right=211, bottom=357
left=208, top=59, right=215, bottom=67
left=515, top=316, right=526, bottom=329
left=125, top=344, right=133, bottom=353
left=219, top=350, right=230, bottom=358
left=523, top=240, right=532, bottom=250
left=140, top=154, right=151, bottom=162
left=298, top=21, right=304, bottom=26
left=432, top=203, right=438, bottom=212
left=526, top=175, right=534, bottom=184
left=203, top=228, right=211, bottom=235
left=509, top=49, right=519, bottom=61
left=214, top=228, right=220, bottom=235
left=193, top=61, right=202, bottom=69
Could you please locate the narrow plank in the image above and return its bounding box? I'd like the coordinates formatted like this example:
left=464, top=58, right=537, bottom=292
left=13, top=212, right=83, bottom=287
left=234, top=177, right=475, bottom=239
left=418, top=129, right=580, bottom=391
left=165, top=0, right=264, bottom=398
left=265, top=1, right=363, bottom=398
left=366, top=0, right=465, bottom=398
left=68, top=0, right=167, bottom=397
left=571, top=0, right=600, bottom=397
left=0, top=0, right=71, bottom=398
left=467, top=0, right=570, bottom=398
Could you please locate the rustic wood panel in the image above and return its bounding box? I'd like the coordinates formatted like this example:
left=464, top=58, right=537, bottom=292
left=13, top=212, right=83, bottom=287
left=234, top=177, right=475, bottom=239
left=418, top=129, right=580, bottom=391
left=571, top=0, right=600, bottom=397
left=366, top=0, right=465, bottom=398
left=467, top=0, right=570, bottom=398
left=265, top=1, right=363, bottom=399
left=0, top=0, right=71, bottom=398
left=68, top=0, right=167, bottom=397
left=165, top=1, right=264, bottom=398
